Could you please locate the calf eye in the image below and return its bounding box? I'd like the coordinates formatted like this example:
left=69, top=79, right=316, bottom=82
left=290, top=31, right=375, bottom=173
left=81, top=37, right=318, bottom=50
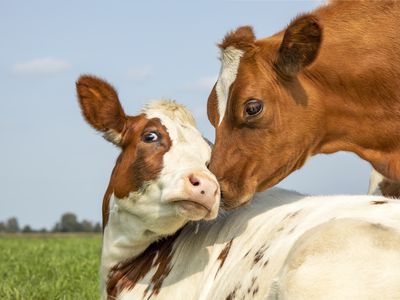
left=142, top=132, right=159, bottom=143
left=244, top=99, right=263, bottom=117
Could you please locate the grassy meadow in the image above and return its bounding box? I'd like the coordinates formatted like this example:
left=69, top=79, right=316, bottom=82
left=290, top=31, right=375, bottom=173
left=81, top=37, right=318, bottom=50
left=0, top=234, right=102, bottom=300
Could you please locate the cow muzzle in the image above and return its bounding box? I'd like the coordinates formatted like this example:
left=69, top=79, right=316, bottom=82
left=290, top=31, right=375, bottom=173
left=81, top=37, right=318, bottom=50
left=166, top=171, right=220, bottom=221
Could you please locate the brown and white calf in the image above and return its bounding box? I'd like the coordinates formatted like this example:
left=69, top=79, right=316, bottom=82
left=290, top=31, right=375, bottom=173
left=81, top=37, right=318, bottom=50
left=207, top=0, right=400, bottom=208
left=77, top=76, right=400, bottom=299
left=76, top=75, right=220, bottom=297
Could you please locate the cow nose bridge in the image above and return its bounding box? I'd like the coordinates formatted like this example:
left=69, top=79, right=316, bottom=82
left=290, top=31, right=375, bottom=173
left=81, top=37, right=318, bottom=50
left=209, top=144, right=227, bottom=170
left=208, top=157, right=224, bottom=179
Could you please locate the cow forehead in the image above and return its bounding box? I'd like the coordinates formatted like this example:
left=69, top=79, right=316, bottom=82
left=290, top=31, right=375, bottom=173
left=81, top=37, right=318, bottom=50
left=216, top=46, right=244, bottom=126
left=142, top=100, right=196, bottom=124
left=142, top=100, right=211, bottom=162
left=142, top=100, right=196, bottom=142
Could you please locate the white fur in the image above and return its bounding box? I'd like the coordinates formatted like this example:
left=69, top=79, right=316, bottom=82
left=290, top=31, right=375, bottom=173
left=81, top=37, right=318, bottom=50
left=100, top=194, right=165, bottom=291
left=368, top=168, right=384, bottom=195
left=216, top=47, right=244, bottom=125
left=116, top=188, right=400, bottom=299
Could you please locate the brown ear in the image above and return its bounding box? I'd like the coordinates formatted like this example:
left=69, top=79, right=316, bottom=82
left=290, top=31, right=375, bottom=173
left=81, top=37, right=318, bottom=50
left=275, top=14, right=322, bottom=78
left=76, top=75, right=126, bottom=145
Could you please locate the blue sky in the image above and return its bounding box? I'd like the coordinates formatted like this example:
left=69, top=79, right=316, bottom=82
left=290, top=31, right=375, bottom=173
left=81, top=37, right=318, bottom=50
left=0, top=0, right=372, bottom=229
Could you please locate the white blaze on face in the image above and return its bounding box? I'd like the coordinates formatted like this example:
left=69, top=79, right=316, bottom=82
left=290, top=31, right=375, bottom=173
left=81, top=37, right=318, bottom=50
left=216, top=46, right=244, bottom=126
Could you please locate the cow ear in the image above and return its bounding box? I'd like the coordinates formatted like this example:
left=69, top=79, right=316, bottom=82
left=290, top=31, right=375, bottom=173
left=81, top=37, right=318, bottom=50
left=275, top=14, right=322, bottom=78
left=76, top=75, right=126, bottom=146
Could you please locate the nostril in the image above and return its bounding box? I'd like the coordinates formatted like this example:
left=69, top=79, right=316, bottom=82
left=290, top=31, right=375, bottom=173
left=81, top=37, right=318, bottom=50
left=189, top=174, right=201, bottom=187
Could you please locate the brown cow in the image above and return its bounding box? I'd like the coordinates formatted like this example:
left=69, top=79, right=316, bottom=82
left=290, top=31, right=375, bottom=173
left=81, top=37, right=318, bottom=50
left=207, top=0, right=400, bottom=208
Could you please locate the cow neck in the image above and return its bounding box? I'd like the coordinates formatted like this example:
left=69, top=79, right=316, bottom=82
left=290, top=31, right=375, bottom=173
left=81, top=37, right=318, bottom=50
left=102, top=191, right=184, bottom=299
left=302, top=63, right=400, bottom=181
left=101, top=193, right=164, bottom=285
left=106, top=229, right=182, bottom=299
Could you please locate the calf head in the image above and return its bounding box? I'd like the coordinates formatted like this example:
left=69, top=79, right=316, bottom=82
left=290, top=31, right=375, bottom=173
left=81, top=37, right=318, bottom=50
left=77, top=75, right=220, bottom=235
left=207, top=15, right=323, bottom=208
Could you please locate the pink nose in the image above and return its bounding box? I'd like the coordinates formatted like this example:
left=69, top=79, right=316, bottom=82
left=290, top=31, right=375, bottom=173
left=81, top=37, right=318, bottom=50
left=185, top=172, right=219, bottom=211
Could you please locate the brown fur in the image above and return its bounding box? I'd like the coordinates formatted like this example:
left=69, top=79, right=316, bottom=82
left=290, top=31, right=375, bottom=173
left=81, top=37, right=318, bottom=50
left=76, top=75, right=126, bottom=137
left=275, top=14, right=322, bottom=78
left=219, top=26, right=257, bottom=52
left=215, top=239, right=234, bottom=278
left=208, top=0, right=400, bottom=208
left=106, top=230, right=181, bottom=299
left=76, top=75, right=172, bottom=228
left=379, top=179, right=400, bottom=199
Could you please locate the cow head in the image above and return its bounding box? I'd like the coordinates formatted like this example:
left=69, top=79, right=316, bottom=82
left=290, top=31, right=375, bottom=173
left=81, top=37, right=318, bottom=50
left=208, top=15, right=322, bottom=208
left=77, top=75, right=220, bottom=236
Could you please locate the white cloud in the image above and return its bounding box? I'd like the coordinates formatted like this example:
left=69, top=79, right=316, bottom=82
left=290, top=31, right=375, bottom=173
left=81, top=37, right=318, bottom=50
left=185, top=75, right=217, bottom=92
left=11, top=58, right=71, bottom=75
left=125, top=65, right=153, bottom=80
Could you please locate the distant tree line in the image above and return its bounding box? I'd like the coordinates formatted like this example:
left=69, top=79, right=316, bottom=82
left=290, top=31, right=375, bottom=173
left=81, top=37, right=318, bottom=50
left=0, top=213, right=101, bottom=233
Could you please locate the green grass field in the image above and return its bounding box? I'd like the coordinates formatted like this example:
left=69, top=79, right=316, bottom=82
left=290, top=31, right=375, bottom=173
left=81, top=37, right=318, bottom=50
left=0, top=234, right=102, bottom=300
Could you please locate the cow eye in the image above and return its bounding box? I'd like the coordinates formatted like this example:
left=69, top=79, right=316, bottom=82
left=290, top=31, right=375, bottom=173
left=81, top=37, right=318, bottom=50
left=142, top=132, right=159, bottom=143
left=244, top=100, right=263, bottom=117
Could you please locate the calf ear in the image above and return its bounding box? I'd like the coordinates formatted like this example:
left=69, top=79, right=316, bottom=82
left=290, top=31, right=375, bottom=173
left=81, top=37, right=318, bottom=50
left=76, top=75, right=126, bottom=145
left=275, top=14, right=322, bottom=78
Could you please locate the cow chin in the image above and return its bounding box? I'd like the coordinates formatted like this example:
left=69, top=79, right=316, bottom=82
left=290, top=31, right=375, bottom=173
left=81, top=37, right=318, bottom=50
left=175, top=201, right=215, bottom=221
left=164, top=194, right=220, bottom=221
